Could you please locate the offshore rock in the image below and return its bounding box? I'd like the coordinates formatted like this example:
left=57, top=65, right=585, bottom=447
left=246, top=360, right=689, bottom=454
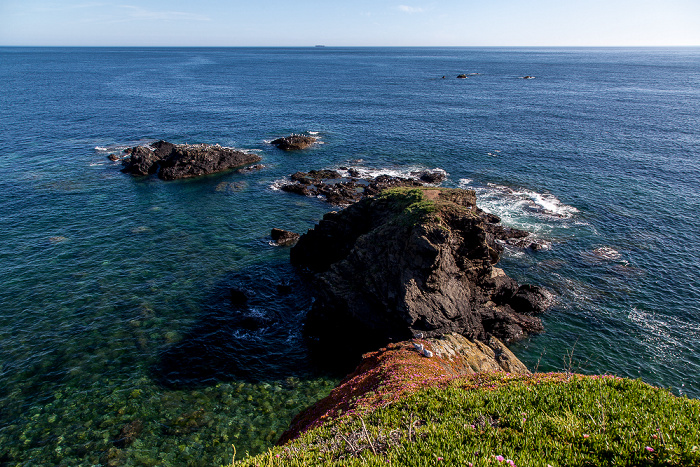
left=291, top=187, right=549, bottom=351
left=280, top=169, right=437, bottom=206
left=271, top=134, right=318, bottom=150
left=120, top=141, right=262, bottom=180
left=278, top=332, right=528, bottom=444
left=271, top=228, right=300, bottom=246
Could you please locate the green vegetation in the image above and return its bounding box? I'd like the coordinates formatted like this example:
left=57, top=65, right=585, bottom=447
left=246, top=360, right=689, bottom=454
left=373, top=188, right=439, bottom=226
left=227, top=373, right=700, bottom=467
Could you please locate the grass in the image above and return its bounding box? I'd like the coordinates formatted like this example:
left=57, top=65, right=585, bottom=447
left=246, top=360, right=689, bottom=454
left=226, top=373, right=700, bottom=467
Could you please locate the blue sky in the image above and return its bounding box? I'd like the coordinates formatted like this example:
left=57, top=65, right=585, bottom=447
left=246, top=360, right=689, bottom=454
left=1, top=0, right=699, bottom=46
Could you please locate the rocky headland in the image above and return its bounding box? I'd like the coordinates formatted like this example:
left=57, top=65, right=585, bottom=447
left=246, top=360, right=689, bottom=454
left=291, top=187, right=551, bottom=358
left=120, top=141, right=262, bottom=180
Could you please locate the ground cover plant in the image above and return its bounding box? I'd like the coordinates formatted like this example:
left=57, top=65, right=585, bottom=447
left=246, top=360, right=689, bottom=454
left=227, top=373, right=700, bottom=467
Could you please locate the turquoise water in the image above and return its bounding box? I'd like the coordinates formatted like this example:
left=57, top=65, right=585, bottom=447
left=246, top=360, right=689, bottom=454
left=0, top=47, right=699, bottom=465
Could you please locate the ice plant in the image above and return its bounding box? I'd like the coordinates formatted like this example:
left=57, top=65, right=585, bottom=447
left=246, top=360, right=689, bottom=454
left=646, top=446, right=654, bottom=452
left=495, top=455, right=505, bottom=462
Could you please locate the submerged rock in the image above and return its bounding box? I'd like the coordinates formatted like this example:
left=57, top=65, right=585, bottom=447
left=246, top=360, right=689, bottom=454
left=113, top=419, right=143, bottom=448
left=291, top=187, right=549, bottom=350
left=120, top=141, right=262, bottom=180
left=271, top=134, right=318, bottom=150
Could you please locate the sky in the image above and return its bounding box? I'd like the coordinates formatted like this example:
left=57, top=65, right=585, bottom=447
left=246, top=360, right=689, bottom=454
left=1, top=0, right=699, bottom=47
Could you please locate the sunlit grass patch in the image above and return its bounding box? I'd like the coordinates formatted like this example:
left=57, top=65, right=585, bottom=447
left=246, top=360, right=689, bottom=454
left=229, top=374, right=700, bottom=466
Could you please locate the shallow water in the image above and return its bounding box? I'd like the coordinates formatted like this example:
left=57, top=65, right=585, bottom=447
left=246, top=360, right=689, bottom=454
left=0, top=47, right=699, bottom=465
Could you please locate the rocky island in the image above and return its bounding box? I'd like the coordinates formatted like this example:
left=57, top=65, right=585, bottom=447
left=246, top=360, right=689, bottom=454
left=120, top=140, right=262, bottom=180
left=270, top=134, right=318, bottom=151
left=291, top=187, right=551, bottom=355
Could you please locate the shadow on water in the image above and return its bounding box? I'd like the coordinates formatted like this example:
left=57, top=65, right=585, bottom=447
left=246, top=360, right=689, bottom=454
left=152, top=260, right=356, bottom=388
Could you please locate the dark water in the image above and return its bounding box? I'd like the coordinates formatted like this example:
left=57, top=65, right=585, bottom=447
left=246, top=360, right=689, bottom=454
left=0, top=47, right=699, bottom=465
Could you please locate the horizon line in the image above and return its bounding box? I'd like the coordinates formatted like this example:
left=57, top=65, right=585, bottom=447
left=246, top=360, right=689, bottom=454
left=2, top=44, right=699, bottom=48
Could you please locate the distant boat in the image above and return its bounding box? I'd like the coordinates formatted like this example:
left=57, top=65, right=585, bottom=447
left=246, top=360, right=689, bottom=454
left=315, top=45, right=326, bottom=48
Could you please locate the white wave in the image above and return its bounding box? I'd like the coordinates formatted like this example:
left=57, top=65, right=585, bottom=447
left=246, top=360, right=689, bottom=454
left=308, top=131, right=319, bottom=135
left=458, top=178, right=472, bottom=186
left=591, top=247, right=622, bottom=261
left=335, top=165, right=447, bottom=182
left=472, top=182, right=578, bottom=220
left=94, top=146, right=108, bottom=151
left=268, top=178, right=289, bottom=191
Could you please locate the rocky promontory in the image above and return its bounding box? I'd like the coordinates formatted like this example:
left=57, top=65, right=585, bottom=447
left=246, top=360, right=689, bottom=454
left=121, top=141, right=262, bottom=180
left=291, top=187, right=551, bottom=352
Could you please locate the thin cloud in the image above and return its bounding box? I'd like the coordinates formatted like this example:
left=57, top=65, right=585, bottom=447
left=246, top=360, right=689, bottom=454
left=397, top=5, right=425, bottom=14
left=119, top=5, right=211, bottom=22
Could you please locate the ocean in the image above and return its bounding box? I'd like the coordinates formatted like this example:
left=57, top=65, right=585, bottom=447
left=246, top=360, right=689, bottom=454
left=0, top=47, right=698, bottom=466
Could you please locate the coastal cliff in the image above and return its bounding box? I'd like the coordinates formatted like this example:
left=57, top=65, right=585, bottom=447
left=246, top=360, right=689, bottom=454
left=291, top=187, right=551, bottom=354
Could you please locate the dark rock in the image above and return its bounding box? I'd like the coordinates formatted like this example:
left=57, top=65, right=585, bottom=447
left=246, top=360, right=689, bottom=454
left=292, top=187, right=550, bottom=350
left=114, top=420, right=143, bottom=448
left=120, top=141, right=262, bottom=180
left=122, top=146, right=161, bottom=176
left=271, top=228, right=300, bottom=246
left=108, top=153, right=120, bottom=161
left=277, top=283, right=293, bottom=294
left=271, top=134, right=318, bottom=150
left=281, top=183, right=312, bottom=196
left=457, top=74, right=467, bottom=79
left=229, top=288, right=248, bottom=307
left=413, top=170, right=446, bottom=184
left=522, top=76, right=535, bottom=79
left=508, top=284, right=553, bottom=315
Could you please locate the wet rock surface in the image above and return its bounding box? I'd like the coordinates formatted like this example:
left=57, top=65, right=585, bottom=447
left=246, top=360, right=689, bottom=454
left=120, top=141, right=262, bottom=180
left=271, top=228, right=300, bottom=246
left=291, top=187, right=550, bottom=353
left=280, top=169, right=446, bottom=206
left=271, top=134, right=318, bottom=150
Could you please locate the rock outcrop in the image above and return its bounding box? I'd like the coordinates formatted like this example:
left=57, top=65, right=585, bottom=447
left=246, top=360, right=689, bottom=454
left=271, top=134, right=318, bottom=151
left=291, top=187, right=551, bottom=351
left=281, top=169, right=445, bottom=206
left=120, top=141, right=262, bottom=180
left=278, top=332, right=529, bottom=444
left=271, top=228, right=300, bottom=246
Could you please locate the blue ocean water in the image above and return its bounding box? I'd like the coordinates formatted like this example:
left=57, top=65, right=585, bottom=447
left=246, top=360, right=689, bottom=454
left=0, top=47, right=699, bottom=465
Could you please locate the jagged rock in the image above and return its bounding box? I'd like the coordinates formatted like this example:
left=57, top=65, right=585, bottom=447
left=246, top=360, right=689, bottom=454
left=122, top=146, right=161, bottom=176
left=282, top=170, right=428, bottom=206
left=271, top=228, right=300, bottom=246
left=291, top=187, right=550, bottom=350
left=414, top=170, right=446, bottom=184
left=271, top=134, right=317, bottom=150
left=457, top=74, right=467, bottom=79
left=108, top=153, right=120, bottom=161
left=120, top=141, right=262, bottom=180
